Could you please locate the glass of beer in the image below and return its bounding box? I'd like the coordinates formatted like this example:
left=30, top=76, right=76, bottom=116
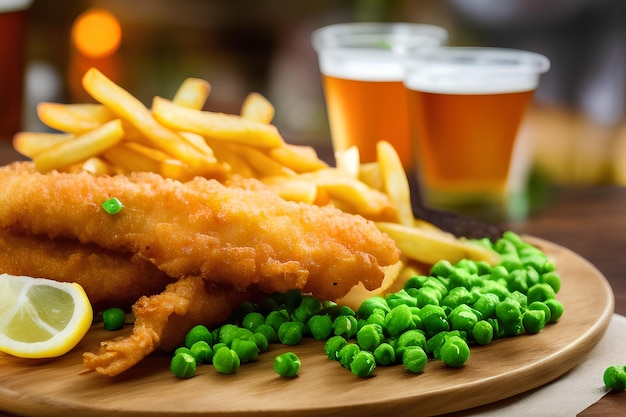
left=404, top=47, right=550, bottom=221
left=312, top=23, right=447, bottom=169
left=0, top=0, right=32, bottom=141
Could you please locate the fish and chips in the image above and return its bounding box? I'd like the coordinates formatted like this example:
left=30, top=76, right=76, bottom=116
left=1, top=68, right=499, bottom=376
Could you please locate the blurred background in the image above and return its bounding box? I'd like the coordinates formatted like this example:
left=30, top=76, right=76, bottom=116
left=3, top=0, right=626, bottom=187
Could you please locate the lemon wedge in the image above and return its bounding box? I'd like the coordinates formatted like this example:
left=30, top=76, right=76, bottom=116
left=0, top=273, right=93, bottom=358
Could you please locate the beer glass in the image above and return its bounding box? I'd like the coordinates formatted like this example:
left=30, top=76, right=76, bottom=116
left=0, top=0, right=32, bottom=140
left=312, top=23, right=447, bottom=168
left=404, top=47, right=550, bottom=220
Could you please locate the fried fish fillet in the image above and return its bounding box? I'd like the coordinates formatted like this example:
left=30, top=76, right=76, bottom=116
left=83, top=276, right=251, bottom=376
left=0, top=162, right=400, bottom=301
left=0, top=231, right=173, bottom=311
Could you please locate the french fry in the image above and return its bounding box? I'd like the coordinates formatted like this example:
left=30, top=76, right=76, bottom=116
left=297, top=168, right=398, bottom=222
left=240, top=92, right=275, bottom=123
left=172, top=78, right=211, bottom=110
left=12, top=132, right=74, bottom=158
left=377, top=140, right=414, bottom=227
left=335, top=146, right=360, bottom=178
left=336, top=260, right=405, bottom=311
left=81, top=157, right=114, bottom=176
left=36, top=103, right=115, bottom=134
left=358, top=162, right=384, bottom=191
left=82, top=68, right=209, bottom=171
left=269, top=144, right=328, bottom=174
left=375, top=221, right=500, bottom=266
left=232, top=145, right=296, bottom=178
left=102, top=141, right=169, bottom=174
left=33, top=119, right=124, bottom=173
left=261, top=177, right=318, bottom=204
left=152, top=96, right=285, bottom=149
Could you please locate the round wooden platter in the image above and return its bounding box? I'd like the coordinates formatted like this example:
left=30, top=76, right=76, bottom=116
left=0, top=237, right=615, bottom=417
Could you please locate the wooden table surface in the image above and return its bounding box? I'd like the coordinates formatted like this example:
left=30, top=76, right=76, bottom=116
left=0, top=140, right=624, bottom=415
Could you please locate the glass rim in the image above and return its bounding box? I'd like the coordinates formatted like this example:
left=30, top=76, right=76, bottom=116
left=405, top=46, right=551, bottom=74
left=311, top=22, right=448, bottom=52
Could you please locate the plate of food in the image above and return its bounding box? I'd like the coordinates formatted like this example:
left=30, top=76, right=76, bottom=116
left=0, top=69, right=615, bottom=417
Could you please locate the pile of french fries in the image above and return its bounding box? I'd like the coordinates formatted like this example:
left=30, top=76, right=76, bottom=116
left=13, top=67, right=499, bottom=303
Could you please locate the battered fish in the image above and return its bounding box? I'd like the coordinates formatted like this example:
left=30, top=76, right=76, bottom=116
left=0, top=162, right=400, bottom=301
left=0, top=231, right=173, bottom=311
left=83, top=276, right=252, bottom=376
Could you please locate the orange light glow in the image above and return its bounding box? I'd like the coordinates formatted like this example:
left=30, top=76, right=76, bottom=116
left=71, top=8, right=122, bottom=58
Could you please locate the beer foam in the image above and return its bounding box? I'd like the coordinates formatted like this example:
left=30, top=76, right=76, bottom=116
left=404, top=69, right=539, bottom=94
left=317, top=51, right=404, bottom=81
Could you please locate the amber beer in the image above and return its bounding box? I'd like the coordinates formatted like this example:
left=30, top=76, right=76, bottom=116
left=320, top=73, right=410, bottom=167
left=312, top=23, right=447, bottom=168
left=404, top=47, right=550, bottom=219
left=406, top=87, right=535, bottom=193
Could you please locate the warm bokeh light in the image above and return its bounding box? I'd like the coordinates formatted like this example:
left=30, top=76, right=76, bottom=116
left=71, top=8, right=122, bottom=58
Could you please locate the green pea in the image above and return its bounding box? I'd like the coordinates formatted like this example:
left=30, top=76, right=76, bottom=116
left=266, top=309, right=290, bottom=332
left=472, top=293, right=499, bottom=319
left=307, top=314, right=333, bottom=341
left=336, top=305, right=356, bottom=317
left=442, top=287, right=473, bottom=309
left=189, top=341, right=213, bottom=364
left=333, top=315, right=358, bottom=338
left=228, top=301, right=256, bottom=326
left=455, top=259, right=478, bottom=274
left=384, top=304, right=415, bottom=336
left=447, top=268, right=473, bottom=290
left=324, top=335, right=347, bottom=360
left=541, top=271, right=562, bottom=293
left=430, top=259, right=454, bottom=278
left=471, top=320, right=493, bottom=345
left=213, top=347, right=240, bottom=374
left=357, top=296, right=390, bottom=319
left=495, top=298, right=522, bottom=324
left=522, top=309, right=546, bottom=334
left=218, top=324, right=254, bottom=346
left=274, top=352, right=301, bottom=377
left=253, top=332, right=269, bottom=352
left=527, top=283, right=556, bottom=304
left=102, top=307, right=126, bottom=331
left=402, top=346, right=428, bottom=373
left=255, top=323, right=278, bottom=343
left=293, top=295, right=323, bottom=323
left=350, top=351, right=376, bottom=378
left=451, top=309, right=478, bottom=333
left=356, top=323, right=382, bottom=351
left=440, top=335, right=470, bottom=368
left=544, top=298, right=564, bottom=323
left=419, top=305, right=450, bottom=337
left=603, top=366, right=626, bottom=391
left=241, top=312, right=265, bottom=332
left=395, top=329, right=427, bottom=360
left=231, top=338, right=259, bottom=363
left=170, top=352, right=196, bottom=379
left=386, top=289, right=417, bottom=309
left=373, top=342, right=396, bottom=366
left=278, top=321, right=303, bottom=345
left=527, top=301, right=552, bottom=324
left=185, top=324, right=213, bottom=348
left=415, top=287, right=441, bottom=308
left=102, top=197, right=124, bottom=214
left=338, top=343, right=361, bottom=369
left=403, top=275, right=429, bottom=291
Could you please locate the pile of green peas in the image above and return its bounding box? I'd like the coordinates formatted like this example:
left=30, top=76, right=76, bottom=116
left=168, top=231, right=565, bottom=379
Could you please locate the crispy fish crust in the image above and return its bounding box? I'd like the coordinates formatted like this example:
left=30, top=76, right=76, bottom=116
left=83, top=277, right=251, bottom=376
left=0, top=162, right=400, bottom=301
left=0, top=231, right=173, bottom=311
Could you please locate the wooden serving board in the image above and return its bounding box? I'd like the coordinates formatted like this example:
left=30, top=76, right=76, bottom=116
left=0, top=237, right=615, bottom=417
